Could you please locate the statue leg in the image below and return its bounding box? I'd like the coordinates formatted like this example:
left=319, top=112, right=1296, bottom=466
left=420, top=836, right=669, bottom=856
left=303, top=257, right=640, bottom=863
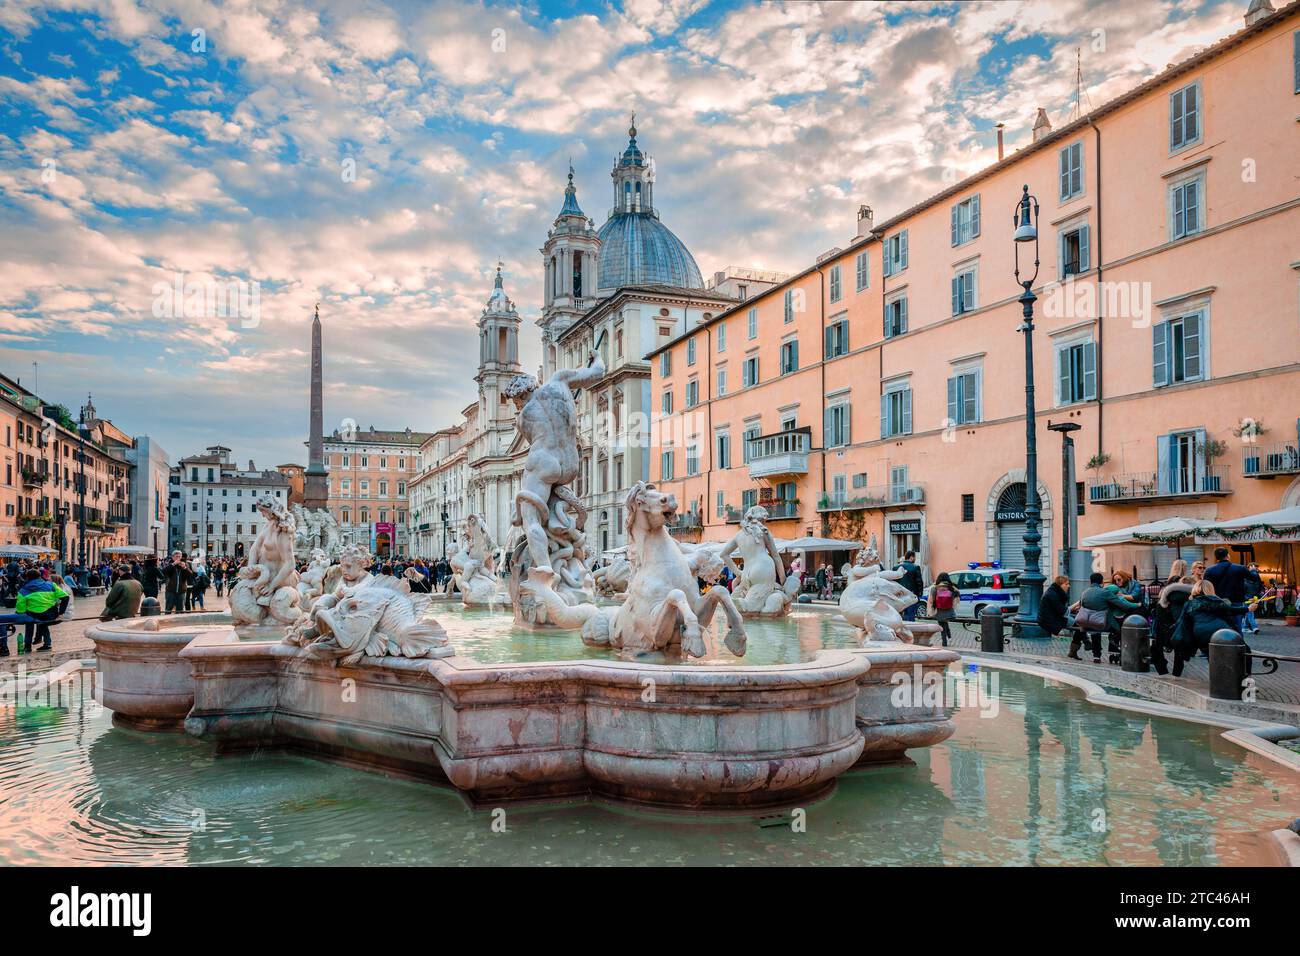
left=516, top=483, right=554, bottom=574
left=652, top=588, right=703, bottom=657
left=697, top=588, right=747, bottom=657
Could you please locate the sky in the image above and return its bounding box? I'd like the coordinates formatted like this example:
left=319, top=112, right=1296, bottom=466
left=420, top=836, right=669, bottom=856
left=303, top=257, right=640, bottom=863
left=0, top=0, right=1252, bottom=468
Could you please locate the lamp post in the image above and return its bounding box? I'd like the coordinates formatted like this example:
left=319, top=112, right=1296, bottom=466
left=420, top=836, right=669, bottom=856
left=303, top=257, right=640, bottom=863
left=56, top=502, right=70, bottom=576
left=76, top=405, right=88, bottom=583
left=1047, top=421, right=1081, bottom=575
left=1012, top=185, right=1048, bottom=639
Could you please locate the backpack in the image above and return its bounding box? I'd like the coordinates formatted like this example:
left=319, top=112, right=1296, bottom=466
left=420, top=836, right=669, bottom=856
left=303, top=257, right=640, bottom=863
left=934, top=587, right=955, bottom=610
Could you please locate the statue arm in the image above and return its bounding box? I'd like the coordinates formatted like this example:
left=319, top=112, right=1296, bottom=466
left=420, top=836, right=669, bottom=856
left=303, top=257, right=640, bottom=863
left=765, top=532, right=785, bottom=584
left=719, top=537, right=741, bottom=577
left=553, top=353, right=606, bottom=390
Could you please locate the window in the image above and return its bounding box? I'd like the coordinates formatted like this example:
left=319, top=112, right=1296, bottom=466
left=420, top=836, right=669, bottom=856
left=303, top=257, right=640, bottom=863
left=1059, top=223, right=1091, bottom=276
left=661, top=390, right=673, bottom=415
left=660, top=352, right=671, bottom=377
left=884, top=295, right=908, bottom=338
left=742, top=488, right=757, bottom=512
left=687, top=338, right=697, bottom=366
left=660, top=449, right=674, bottom=481
left=742, top=355, right=759, bottom=387
left=717, top=323, right=727, bottom=352
left=742, top=424, right=760, bottom=463
left=716, top=491, right=725, bottom=517
left=825, top=319, right=849, bottom=359
left=1075, top=481, right=1086, bottom=517
left=1059, top=141, right=1084, bottom=201
left=780, top=339, right=799, bottom=375
left=881, top=384, right=913, bottom=438
left=825, top=403, right=851, bottom=448
left=716, top=367, right=727, bottom=396
left=882, top=230, right=908, bottom=276
left=1169, top=80, right=1201, bottom=152
left=1056, top=339, right=1097, bottom=404
left=829, top=265, right=842, bottom=303
left=950, top=195, right=980, bottom=246
left=686, top=444, right=699, bottom=476
left=685, top=380, right=699, bottom=408
left=951, top=269, right=976, bottom=315
left=889, top=466, right=909, bottom=503
left=1153, top=311, right=1205, bottom=387
left=783, top=289, right=794, bottom=323
left=946, top=369, right=981, bottom=425
left=747, top=307, right=757, bottom=339
left=961, top=493, right=975, bottom=522
left=855, top=251, right=869, bottom=292
left=1169, top=175, right=1203, bottom=240
left=342, top=455, right=349, bottom=467
left=716, top=432, right=731, bottom=470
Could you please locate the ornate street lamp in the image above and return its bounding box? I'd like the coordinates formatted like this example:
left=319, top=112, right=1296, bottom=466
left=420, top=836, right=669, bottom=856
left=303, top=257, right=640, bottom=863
left=1012, top=185, right=1048, bottom=638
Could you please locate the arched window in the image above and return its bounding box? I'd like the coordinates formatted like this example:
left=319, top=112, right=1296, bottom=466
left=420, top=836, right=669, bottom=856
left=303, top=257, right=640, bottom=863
left=635, top=180, right=642, bottom=212
left=551, top=256, right=558, bottom=297
left=624, top=181, right=632, bottom=212
left=573, top=253, right=583, bottom=298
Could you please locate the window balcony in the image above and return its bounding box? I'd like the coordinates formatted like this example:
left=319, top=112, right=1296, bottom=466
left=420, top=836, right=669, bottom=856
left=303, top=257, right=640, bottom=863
left=745, top=428, right=811, bottom=480
left=725, top=500, right=799, bottom=523
left=1087, top=468, right=1231, bottom=504
left=817, top=483, right=925, bottom=512
left=1241, top=442, right=1300, bottom=479
left=21, top=468, right=47, bottom=487
left=667, top=511, right=702, bottom=536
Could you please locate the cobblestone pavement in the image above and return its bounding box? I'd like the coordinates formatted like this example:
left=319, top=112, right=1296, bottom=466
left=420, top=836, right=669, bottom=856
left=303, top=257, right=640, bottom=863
left=939, top=617, right=1300, bottom=708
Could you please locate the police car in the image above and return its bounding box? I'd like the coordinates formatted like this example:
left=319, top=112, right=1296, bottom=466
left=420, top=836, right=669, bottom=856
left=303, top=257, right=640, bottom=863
left=932, top=562, right=1021, bottom=621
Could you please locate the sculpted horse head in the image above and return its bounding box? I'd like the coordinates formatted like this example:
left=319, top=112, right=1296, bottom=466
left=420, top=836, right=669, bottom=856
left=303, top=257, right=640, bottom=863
left=624, top=481, right=678, bottom=545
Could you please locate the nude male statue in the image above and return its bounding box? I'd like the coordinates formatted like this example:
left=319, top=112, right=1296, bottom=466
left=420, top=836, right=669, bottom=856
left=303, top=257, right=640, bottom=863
left=503, top=350, right=606, bottom=575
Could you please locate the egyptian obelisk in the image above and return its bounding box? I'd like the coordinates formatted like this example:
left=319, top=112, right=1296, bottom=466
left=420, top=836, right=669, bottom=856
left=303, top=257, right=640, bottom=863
left=302, top=303, right=329, bottom=510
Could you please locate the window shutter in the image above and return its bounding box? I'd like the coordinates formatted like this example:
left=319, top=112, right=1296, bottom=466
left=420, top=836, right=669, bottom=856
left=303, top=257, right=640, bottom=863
left=842, top=403, right=851, bottom=445
left=902, top=388, right=913, bottom=434
left=951, top=205, right=959, bottom=246
left=824, top=406, right=835, bottom=447
left=971, top=195, right=980, bottom=238
left=946, top=376, right=958, bottom=425
left=962, top=372, right=977, bottom=424
left=1185, top=180, right=1199, bottom=234
left=1170, top=88, right=1183, bottom=149
left=824, top=325, right=833, bottom=359
left=951, top=276, right=960, bottom=316
left=1078, top=224, right=1090, bottom=271
left=900, top=297, right=908, bottom=333
left=900, top=231, right=908, bottom=269
left=883, top=245, right=893, bottom=278
left=791, top=339, right=798, bottom=370
left=1183, top=312, right=1202, bottom=380
left=1082, top=341, right=1097, bottom=400
left=1157, top=435, right=1172, bottom=494
left=1173, top=184, right=1185, bottom=238
left=880, top=393, right=890, bottom=439
left=1153, top=321, right=1169, bottom=387
left=1059, top=148, right=1070, bottom=199
left=1185, top=84, right=1198, bottom=142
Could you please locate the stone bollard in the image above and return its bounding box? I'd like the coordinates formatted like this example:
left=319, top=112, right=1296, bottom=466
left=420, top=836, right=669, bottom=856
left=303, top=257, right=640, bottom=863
left=980, top=606, right=1006, bottom=653
left=1120, top=614, right=1150, bottom=673
left=140, top=597, right=161, bottom=617
left=1208, top=628, right=1247, bottom=701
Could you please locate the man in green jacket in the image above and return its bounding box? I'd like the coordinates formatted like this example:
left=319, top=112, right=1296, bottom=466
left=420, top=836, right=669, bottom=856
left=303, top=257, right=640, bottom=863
left=100, top=569, right=143, bottom=621
left=15, top=569, right=68, bottom=653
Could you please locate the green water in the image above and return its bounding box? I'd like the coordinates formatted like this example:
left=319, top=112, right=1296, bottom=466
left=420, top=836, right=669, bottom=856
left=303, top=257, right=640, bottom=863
left=1, top=667, right=1294, bottom=865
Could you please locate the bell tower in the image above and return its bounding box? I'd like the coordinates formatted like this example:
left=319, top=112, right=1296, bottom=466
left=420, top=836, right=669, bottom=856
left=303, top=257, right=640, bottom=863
left=476, top=263, right=523, bottom=432
left=538, top=163, right=600, bottom=380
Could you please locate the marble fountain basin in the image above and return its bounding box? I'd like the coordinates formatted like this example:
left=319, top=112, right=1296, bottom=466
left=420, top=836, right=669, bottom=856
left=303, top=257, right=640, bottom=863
left=87, top=610, right=957, bottom=811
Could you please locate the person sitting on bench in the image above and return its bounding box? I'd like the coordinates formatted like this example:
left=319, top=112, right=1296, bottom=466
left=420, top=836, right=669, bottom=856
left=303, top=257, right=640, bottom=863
left=1069, top=572, right=1138, bottom=664
left=15, top=568, right=68, bottom=654
left=1037, top=575, right=1072, bottom=636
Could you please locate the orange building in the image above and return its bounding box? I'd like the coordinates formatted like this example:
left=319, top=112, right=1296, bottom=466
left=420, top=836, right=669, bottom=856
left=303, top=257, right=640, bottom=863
left=649, top=3, right=1300, bottom=583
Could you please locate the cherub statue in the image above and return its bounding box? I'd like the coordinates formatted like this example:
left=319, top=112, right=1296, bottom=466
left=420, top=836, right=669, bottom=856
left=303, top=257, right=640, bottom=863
left=720, top=505, right=800, bottom=617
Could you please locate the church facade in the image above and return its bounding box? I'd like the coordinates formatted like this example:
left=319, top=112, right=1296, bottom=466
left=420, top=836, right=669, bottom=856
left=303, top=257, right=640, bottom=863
left=412, top=121, right=780, bottom=558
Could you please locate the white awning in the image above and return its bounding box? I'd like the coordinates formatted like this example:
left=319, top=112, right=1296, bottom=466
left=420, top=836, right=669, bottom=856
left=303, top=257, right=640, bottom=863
left=775, top=536, right=863, bottom=553
left=1079, top=516, right=1203, bottom=548
left=1193, top=505, right=1300, bottom=543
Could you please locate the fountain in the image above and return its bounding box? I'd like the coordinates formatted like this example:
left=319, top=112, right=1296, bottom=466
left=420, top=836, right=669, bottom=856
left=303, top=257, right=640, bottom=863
left=87, top=372, right=961, bottom=811
left=446, top=513, right=501, bottom=607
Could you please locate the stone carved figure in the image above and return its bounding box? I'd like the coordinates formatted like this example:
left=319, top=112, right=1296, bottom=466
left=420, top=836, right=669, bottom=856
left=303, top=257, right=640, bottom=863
left=448, top=513, right=499, bottom=606
left=504, top=353, right=604, bottom=626
left=285, top=544, right=452, bottom=665
left=582, top=482, right=746, bottom=658
left=230, top=495, right=302, bottom=626
left=292, top=504, right=342, bottom=559
left=296, top=548, right=338, bottom=613
left=592, top=554, right=632, bottom=596
left=720, top=506, right=801, bottom=617
left=838, top=539, right=936, bottom=645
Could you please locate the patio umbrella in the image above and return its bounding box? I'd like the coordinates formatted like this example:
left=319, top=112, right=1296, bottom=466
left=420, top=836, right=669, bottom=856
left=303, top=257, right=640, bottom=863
left=1193, top=505, right=1300, bottom=543
left=775, top=536, right=863, bottom=553
left=1079, top=516, right=1203, bottom=548
left=101, top=545, right=158, bottom=556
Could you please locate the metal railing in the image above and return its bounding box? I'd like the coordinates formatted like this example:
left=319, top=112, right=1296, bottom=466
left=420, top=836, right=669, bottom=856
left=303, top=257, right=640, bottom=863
left=1087, top=468, right=1230, bottom=503
left=1241, top=442, right=1300, bottom=478
left=817, top=483, right=925, bottom=511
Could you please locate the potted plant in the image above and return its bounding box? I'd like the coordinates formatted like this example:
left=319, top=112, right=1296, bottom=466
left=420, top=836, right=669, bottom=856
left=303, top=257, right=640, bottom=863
left=1285, top=603, right=1299, bottom=627
left=1085, top=452, right=1112, bottom=501
left=1200, top=439, right=1227, bottom=491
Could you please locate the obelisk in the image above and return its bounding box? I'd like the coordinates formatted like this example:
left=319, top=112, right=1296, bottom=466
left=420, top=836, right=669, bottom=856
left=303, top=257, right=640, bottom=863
left=303, top=303, right=329, bottom=510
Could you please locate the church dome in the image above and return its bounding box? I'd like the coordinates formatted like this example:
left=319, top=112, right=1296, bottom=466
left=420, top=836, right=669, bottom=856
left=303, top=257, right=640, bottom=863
left=597, top=213, right=704, bottom=291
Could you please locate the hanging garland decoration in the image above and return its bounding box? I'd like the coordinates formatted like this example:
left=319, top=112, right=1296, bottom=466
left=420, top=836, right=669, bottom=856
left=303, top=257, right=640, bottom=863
left=1132, top=522, right=1300, bottom=544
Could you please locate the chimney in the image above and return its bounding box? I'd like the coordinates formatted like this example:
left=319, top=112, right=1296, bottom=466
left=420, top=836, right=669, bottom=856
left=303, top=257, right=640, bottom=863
left=856, top=205, right=874, bottom=238
left=995, top=123, right=1005, bottom=160
left=1032, top=108, right=1052, bottom=143
left=1244, top=0, right=1273, bottom=26
left=248, top=459, right=255, bottom=471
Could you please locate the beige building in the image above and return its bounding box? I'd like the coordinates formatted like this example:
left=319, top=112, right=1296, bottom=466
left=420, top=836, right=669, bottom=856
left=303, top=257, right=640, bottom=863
left=323, top=425, right=429, bottom=557
left=648, top=1, right=1300, bottom=585
left=170, top=446, right=289, bottom=558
